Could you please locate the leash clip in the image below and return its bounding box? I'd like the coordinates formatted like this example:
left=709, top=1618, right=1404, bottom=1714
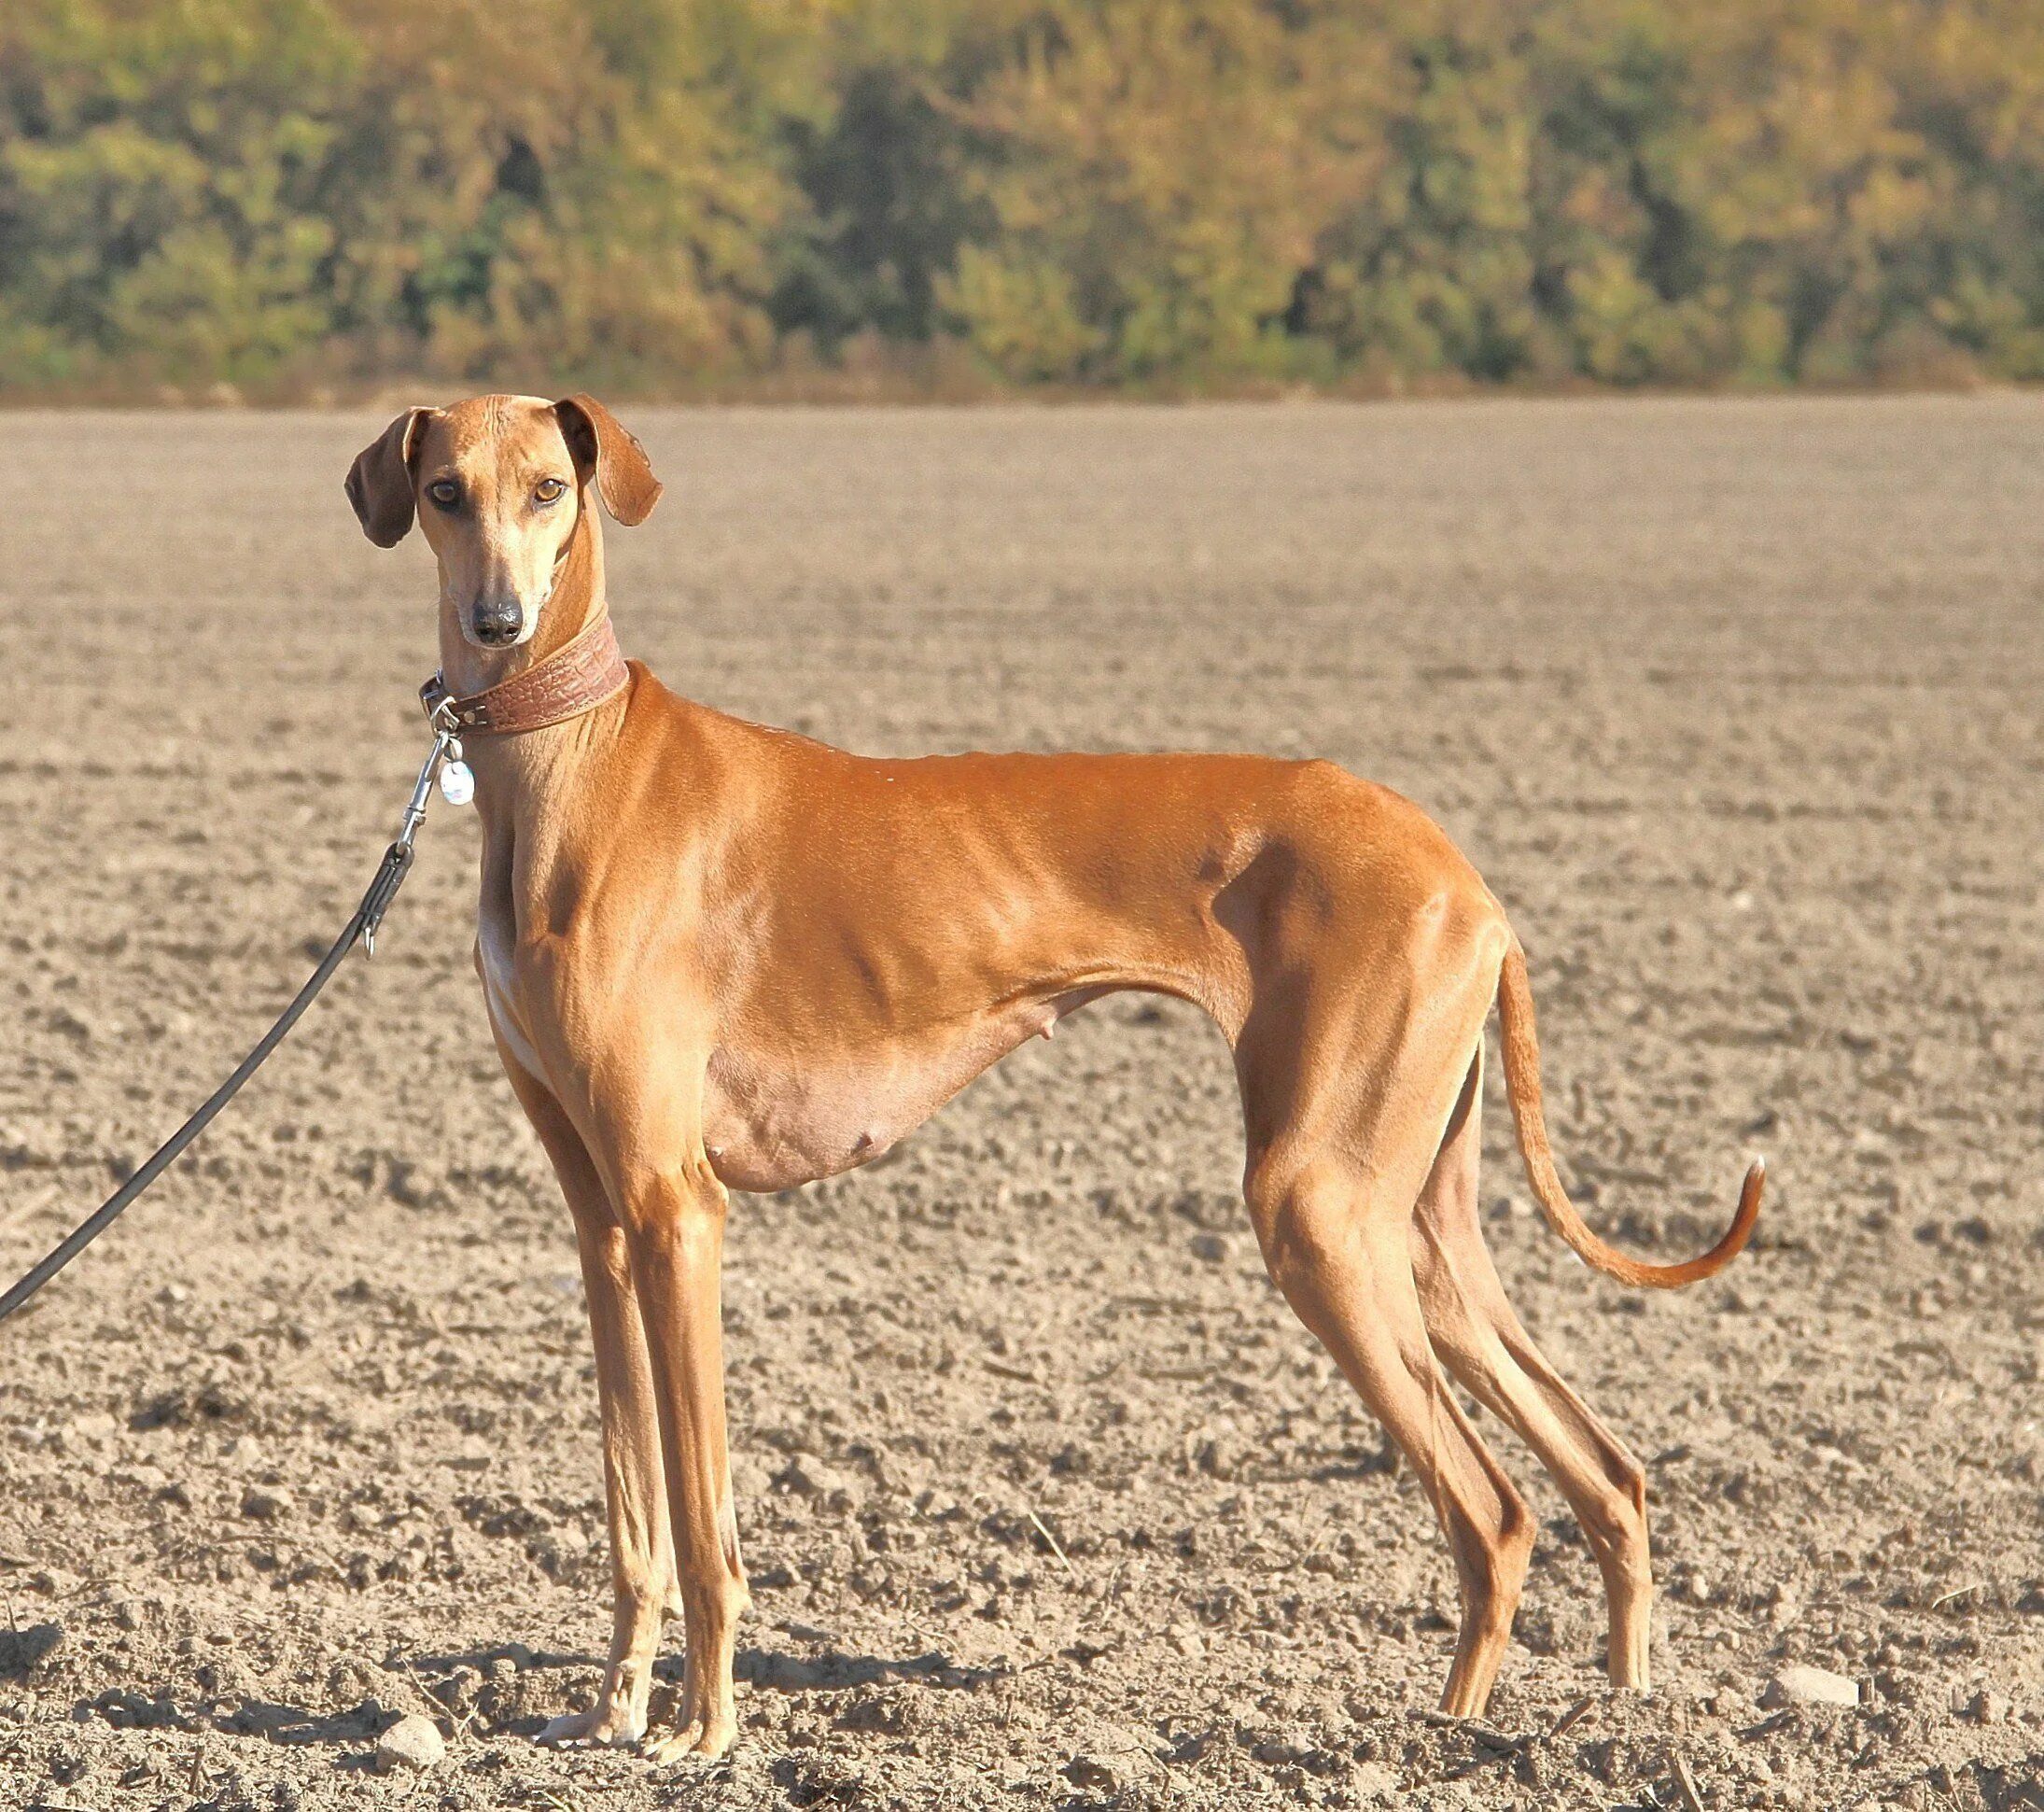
left=369, top=719, right=462, bottom=957
left=422, top=680, right=462, bottom=737
left=422, top=682, right=476, bottom=810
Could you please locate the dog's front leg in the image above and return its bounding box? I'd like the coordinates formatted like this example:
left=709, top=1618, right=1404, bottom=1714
left=497, top=1053, right=679, bottom=1749
left=615, top=1146, right=749, bottom=1763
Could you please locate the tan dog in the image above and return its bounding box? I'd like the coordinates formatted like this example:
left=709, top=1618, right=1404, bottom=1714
left=346, top=395, right=1762, bottom=1760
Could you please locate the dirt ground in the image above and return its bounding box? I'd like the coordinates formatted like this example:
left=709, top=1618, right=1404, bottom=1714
left=2, top=397, right=2041, bottom=1810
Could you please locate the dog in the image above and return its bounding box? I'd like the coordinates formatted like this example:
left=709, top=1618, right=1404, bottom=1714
left=345, top=394, right=1763, bottom=1760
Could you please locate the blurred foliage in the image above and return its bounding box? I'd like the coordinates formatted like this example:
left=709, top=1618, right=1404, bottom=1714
left=3, top=0, right=2043, bottom=391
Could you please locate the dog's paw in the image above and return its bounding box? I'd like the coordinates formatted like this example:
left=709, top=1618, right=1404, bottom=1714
left=642, top=1714, right=735, bottom=1765
left=537, top=1704, right=646, bottom=1749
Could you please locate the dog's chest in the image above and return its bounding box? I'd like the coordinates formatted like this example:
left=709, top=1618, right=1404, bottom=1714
left=475, top=910, right=546, bottom=1078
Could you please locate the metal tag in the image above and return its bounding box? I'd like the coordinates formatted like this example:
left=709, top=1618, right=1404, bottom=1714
left=439, top=759, right=475, bottom=808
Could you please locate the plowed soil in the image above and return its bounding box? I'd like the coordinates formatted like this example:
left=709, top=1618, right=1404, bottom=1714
left=3, top=397, right=2041, bottom=1809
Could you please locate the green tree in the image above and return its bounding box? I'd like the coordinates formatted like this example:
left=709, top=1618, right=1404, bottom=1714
left=5, top=0, right=2044, bottom=392
left=0, top=0, right=356, bottom=383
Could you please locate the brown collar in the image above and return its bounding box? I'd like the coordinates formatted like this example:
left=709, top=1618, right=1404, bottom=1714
left=421, top=616, right=630, bottom=735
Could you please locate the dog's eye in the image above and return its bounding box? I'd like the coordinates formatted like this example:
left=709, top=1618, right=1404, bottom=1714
left=534, top=478, right=567, bottom=505
left=426, top=480, right=460, bottom=510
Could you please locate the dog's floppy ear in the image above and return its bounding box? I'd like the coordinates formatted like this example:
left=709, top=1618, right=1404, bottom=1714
left=553, top=394, right=663, bottom=526
left=344, top=408, right=430, bottom=547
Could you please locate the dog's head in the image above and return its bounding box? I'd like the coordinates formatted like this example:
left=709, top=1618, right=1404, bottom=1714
left=345, top=394, right=662, bottom=651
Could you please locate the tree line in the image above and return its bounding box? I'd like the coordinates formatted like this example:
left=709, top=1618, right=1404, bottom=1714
left=4, top=0, right=2042, bottom=397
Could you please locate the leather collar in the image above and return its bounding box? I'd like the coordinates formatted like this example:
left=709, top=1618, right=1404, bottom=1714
left=421, top=615, right=630, bottom=735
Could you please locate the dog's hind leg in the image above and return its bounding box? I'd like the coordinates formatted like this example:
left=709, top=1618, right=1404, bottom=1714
left=1238, top=931, right=1533, bottom=1717
left=1411, top=1049, right=1656, bottom=1690
left=1250, top=1144, right=1533, bottom=1716
left=497, top=1053, right=679, bottom=1748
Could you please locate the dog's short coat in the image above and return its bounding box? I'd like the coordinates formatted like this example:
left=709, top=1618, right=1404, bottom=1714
left=348, top=395, right=1761, bottom=1759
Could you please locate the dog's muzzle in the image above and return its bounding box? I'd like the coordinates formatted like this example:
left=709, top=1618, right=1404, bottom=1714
left=471, top=597, right=525, bottom=646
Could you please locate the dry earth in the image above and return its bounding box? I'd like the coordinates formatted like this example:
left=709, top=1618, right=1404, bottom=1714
left=2, top=397, right=2042, bottom=1810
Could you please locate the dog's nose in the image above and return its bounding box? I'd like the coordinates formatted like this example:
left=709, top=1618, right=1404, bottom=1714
left=472, top=597, right=524, bottom=645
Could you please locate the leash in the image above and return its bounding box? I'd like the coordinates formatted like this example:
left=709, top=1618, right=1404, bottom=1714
left=0, top=709, right=474, bottom=1327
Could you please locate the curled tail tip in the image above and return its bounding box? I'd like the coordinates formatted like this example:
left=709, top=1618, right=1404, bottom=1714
left=1709, top=1155, right=1767, bottom=1271
left=1617, top=1153, right=1765, bottom=1288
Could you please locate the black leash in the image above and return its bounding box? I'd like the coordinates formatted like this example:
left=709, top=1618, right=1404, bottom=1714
left=0, top=716, right=469, bottom=1327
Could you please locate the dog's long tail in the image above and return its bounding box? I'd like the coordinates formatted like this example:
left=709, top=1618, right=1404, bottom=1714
left=1495, top=937, right=1763, bottom=1288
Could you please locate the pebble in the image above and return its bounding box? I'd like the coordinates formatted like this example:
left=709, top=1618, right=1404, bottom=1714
left=241, top=1485, right=294, bottom=1521
left=0, top=1622, right=64, bottom=1676
left=1352, top=1760, right=1402, bottom=1805
left=1967, top=1689, right=2009, bottom=1725
left=372, top=1713, right=446, bottom=1772
left=1061, top=1727, right=1153, bottom=1793
left=777, top=1453, right=858, bottom=1506
left=1761, top=1664, right=1859, bottom=1709
left=1063, top=1751, right=1122, bottom=1791
left=1763, top=1582, right=1801, bottom=1629
left=66, top=1412, right=117, bottom=1447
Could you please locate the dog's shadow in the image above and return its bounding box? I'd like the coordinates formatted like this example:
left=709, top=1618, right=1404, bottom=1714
left=85, top=1643, right=602, bottom=1750
left=80, top=1635, right=998, bottom=1752
left=726, top=1642, right=998, bottom=1694
left=214, top=1697, right=385, bottom=1748
left=418, top=1633, right=1001, bottom=1738
left=91, top=1687, right=394, bottom=1748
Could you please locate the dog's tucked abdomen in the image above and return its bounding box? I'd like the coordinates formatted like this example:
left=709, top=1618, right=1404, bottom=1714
left=699, top=988, right=1103, bottom=1193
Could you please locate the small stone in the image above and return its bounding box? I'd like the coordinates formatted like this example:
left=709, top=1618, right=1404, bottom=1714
left=67, top=1412, right=117, bottom=1447
left=1761, top=1665, right=1859, bottom=1709
left=777, top=1454, right=857, bottom=1506
left=730, top=1452, right=775, bottom=1502
left=1968, top=1689, right=2009, bottom=1725
left=1189, top=1232, right=1232, bottom=1263
left=0, top=1622, right=63, bottom=1676
left=1352, top=1760, right=1402, bottom=1805
left=1064, top=1751, right=1121, bottom=1791
left=1763, top=1581, right=1801, bottom=1629
left=372, top=1713, right=446, bottom=1773
left=1061, top=1733, right=1151, bottom=1793
left=1252, top=1734, right=1311, bottom=1766
left=241, top=1485, right=293, bottom=1521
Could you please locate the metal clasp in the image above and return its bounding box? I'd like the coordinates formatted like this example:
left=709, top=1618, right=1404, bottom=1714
left=424, top=681, right=461, bottom=737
